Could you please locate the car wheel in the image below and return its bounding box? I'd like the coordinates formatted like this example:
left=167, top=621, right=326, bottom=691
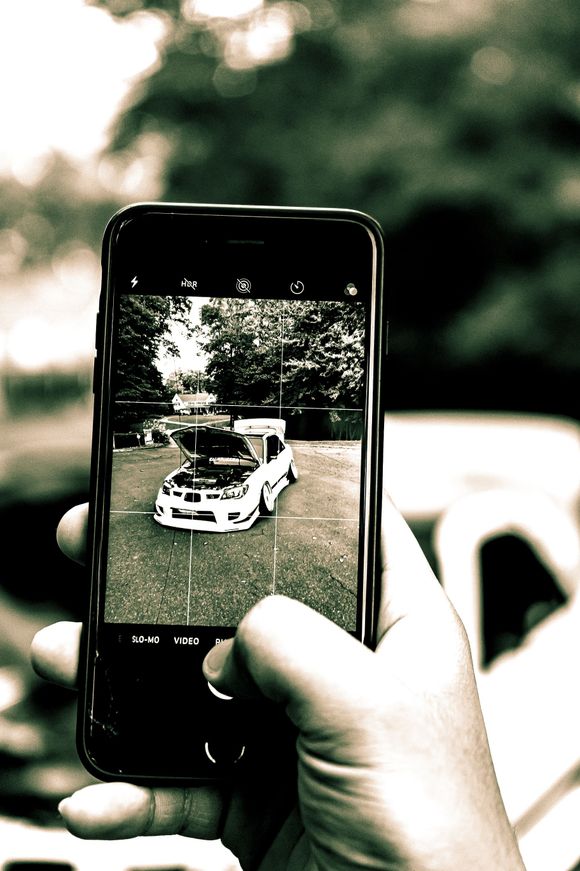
left=287, top=459, right=299, bottom=483
left=260, top=482, right=275, bottom=515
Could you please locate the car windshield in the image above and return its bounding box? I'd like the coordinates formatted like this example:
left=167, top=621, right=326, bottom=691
left=246, top=435, right=264, bottom=461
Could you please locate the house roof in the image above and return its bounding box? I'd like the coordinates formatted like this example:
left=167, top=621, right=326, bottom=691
left=173, top=392, right=211, bottom=403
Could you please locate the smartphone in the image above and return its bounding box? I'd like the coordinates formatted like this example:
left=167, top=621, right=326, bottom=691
left=78, top=203, right=384, bottom=783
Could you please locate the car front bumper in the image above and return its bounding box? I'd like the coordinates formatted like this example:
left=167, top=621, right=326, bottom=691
left=154, top=492, right=260, bottom=532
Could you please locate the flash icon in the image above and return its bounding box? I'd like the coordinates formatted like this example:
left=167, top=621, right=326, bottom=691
left=131, top=276, right=138, bottom=288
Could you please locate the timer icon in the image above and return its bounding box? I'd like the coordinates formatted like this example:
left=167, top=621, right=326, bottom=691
left=290, top=280, right=305, bottom=295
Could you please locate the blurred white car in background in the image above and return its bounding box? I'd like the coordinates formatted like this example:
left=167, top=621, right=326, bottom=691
left=385, top=412, right=580, bottom=871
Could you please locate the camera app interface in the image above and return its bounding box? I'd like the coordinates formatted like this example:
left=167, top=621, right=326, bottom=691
left=105, top=289, right=366, bottom=633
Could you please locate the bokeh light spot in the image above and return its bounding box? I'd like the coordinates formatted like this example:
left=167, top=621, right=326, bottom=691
left=471, top=45, right=514, bottom=85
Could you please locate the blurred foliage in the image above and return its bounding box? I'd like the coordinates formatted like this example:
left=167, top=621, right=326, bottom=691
left=5, top=0, right=580, bottom=415
left=94, top=0, right=580, bottom=417
left=0, top=156, right=117, bottom=270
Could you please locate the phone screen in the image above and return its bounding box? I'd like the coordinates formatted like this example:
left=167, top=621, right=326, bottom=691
left=107, top=291, right=364, bottom=631
left=81, top=207, right=383, bottom=782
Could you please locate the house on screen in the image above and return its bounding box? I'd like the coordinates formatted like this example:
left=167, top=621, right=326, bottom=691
left=171, top=392, right=216, bottom=415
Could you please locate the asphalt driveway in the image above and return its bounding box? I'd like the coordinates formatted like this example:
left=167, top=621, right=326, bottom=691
left=105, top=441, right=360, bottom=630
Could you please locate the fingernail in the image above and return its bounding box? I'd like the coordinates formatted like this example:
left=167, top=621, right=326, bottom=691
left=58, top=798, right=70, bottom=816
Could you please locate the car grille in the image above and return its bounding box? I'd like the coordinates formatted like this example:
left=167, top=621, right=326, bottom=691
left=172, top=509, right=216, bottom=522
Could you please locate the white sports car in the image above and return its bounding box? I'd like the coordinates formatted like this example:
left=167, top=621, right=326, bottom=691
left=154, top=418, right=298, bottom=532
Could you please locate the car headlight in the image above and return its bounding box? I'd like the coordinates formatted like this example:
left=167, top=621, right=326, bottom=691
left=221, top=484, right=249, bottom=500
left=161, top=482, right=171, bottom=495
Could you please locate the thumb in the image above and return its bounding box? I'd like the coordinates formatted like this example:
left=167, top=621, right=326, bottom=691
left=202, top=595, right=378, bottom=733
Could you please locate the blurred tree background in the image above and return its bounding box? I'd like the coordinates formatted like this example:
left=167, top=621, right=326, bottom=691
left=5, top=0, right=580, bottom=417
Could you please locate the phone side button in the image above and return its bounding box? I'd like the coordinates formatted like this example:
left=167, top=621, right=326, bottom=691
left=204, top=741, right=246, bottom=765
left=207, top=680, right=233, bottom=701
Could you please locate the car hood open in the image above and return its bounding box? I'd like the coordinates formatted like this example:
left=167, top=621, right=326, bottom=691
left=169, top=425, right=257, bottom=464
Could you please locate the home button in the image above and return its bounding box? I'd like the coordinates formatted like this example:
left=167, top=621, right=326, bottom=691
left=204, top=739, right=246, bottom=765
left=207, top=680, right=233, bottom=701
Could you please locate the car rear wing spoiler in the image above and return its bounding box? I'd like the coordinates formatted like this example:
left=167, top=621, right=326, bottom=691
left=233, top=418, right=286, bottom=437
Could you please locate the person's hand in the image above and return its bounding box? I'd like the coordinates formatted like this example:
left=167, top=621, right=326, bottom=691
left=31, top=500, right=525, bottom=871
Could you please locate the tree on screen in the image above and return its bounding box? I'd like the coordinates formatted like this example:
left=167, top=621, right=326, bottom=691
left=113, top=294, right=194, bottom=429
left=198, top=297, right=364, bottom=410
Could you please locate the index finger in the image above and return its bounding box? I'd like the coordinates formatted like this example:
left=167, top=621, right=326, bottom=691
left=56, top=502, right=89, bottom=565
left=31, top=620, right=81, bottom=687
